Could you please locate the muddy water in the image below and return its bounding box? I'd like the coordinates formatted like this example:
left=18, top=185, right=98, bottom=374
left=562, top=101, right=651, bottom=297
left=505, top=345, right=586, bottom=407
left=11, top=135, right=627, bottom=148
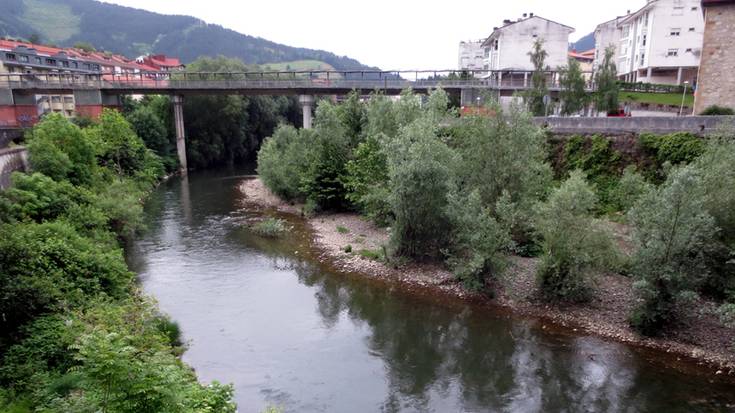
left=128, top=168, right=735, bottom=413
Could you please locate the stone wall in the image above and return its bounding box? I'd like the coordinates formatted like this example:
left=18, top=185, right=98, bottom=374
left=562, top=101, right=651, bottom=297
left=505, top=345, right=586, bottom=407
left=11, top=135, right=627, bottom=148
left=534, top=116, right=735, bottom=135
left=694, top=4, right=735, bottom=113
left=0, top=147, right=28, bottom=190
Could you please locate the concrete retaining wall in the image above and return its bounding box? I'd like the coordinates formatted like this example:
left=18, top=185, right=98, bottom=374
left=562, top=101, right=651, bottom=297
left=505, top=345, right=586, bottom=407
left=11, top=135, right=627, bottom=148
left=0, top=147, right=28, bottom=190
left=534, top=116, right=735, bottom=135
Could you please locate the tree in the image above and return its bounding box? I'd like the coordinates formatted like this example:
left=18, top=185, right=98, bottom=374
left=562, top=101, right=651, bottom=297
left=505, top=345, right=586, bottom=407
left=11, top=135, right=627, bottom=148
left=525, top=39, right=549, bottom=116
left=535, top=171, right=619, bottom=302
left=594, top=46, right=620, bottom=115
left=628, top=166, right=717, bottom=335
left=558, top=58, right=588, bottom=116
left=73, top=42, right=96, bottom=52
left=28, top=33, right=40, bottom=44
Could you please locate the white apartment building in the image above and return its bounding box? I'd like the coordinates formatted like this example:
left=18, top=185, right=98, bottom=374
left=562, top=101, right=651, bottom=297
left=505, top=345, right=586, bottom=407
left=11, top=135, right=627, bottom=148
left=595, top=0, right=704, bottom=85
left=481, top=15, right=575, bottom=73
left=458, top=40, right=485, bottom=71
left=593, top=16, right=626, bottom=72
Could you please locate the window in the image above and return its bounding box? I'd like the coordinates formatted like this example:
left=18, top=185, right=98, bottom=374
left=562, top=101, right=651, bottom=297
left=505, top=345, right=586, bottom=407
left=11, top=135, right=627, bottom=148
left=667, top=49, right=679, bottom=57
left=640, top=53, right=645, bottom=65
left=46, top=58, right=56, bottom=66
left=686, top=48, right=693, bottom=53
left=691, top=6, right=698, bottom=11
left=35, top=57, right=42, bottom=64
left=689, top=27, right=695, bottom=32
left=62, top=61, right=69, bottom=68
left=6, top=53, right=16, bottom=61
left=51, top=96, right=61, bottom=103
left=642, top=35, right=647, bottom=46
left=673, top=6, right=684, bottom=15
left=19, top=55, right=29, bottom=63
left=71, top=62, right=78, bottom=68
left=670, top=28, right=681, bottom=36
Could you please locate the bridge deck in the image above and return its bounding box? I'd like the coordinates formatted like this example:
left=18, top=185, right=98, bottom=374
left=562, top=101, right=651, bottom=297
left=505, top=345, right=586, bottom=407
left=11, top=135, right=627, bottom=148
left=0, top=70, right=588, bottom=95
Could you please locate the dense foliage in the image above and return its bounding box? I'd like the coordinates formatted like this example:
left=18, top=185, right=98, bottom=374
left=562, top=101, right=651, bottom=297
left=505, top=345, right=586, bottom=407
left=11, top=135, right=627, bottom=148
left=700, top=105, right=735, bottom=116
left=558, top=58, right=588, bottom=116
left=525, top=39, right=549, bottom=116
left=0, top=113, right=235, bottom=411
left=594, top=46, right=620, bottom=115
left=258, top=88, right=735, bottom=339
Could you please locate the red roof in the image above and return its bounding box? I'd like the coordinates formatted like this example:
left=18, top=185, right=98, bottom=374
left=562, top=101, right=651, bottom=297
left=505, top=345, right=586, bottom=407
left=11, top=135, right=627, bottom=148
left=0, top=39, right=176, bottom=73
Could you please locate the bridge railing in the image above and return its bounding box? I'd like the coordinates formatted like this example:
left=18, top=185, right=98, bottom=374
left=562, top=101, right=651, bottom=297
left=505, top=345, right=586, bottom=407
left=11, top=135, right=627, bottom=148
left=0, top=70, right=596, bottom=91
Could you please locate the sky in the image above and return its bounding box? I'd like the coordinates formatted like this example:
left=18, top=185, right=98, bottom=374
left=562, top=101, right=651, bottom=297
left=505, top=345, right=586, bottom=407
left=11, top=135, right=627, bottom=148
left=99, top=0, right=646, bottom=70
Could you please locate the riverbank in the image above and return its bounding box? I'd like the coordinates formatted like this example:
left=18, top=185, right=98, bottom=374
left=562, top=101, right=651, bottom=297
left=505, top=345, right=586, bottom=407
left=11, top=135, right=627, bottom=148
left=240, top=177, right=735, bottom=376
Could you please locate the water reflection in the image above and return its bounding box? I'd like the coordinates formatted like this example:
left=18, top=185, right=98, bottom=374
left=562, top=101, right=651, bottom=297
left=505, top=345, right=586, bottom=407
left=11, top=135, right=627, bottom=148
left=131, top=170, right=735, bottom=413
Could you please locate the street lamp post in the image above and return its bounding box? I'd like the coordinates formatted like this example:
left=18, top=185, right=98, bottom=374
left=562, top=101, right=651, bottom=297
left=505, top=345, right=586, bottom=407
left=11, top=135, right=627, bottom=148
left=679, top=81, right=690, bottom=117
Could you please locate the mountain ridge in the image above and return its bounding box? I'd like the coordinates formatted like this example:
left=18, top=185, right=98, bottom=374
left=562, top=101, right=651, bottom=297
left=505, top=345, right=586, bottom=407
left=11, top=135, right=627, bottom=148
left=0, top=0, right=379, bottom=71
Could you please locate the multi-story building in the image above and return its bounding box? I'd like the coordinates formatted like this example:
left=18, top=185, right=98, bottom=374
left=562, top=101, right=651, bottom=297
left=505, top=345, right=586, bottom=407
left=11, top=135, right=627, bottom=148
left=458, top=40, right=485, bottom=71
left=481, top=15, right=575, bottom=73
left=0, top=39, right=174, bottom=125
left=137, top=54, right=184, bottom=72
left=694, top=0, right=735, bottom=113
left=593, top=16, right=626, bottom=72
left=595, top=0, right=704, bottom=85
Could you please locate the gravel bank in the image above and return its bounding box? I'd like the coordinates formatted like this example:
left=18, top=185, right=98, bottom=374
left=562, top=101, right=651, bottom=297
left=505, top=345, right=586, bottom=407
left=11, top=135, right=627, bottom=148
left=239, top=177, right=735, bottom=376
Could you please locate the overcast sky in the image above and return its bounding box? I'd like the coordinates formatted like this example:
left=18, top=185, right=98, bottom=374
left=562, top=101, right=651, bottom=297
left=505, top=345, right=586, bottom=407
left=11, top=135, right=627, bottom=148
left=100, top=0, right=645, bottom=70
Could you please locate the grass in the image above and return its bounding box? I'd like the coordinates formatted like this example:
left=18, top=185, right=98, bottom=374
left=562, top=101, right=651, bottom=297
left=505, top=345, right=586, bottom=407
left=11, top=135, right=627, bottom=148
left=20, top=0, right=81, bottom=44
left=252, top=218, right=288, bottom=238
left=620, top=91, right=694, bottom=108
left=336, top=225, right=350, bottom=234
left=358, top=248, right=383, bottom=261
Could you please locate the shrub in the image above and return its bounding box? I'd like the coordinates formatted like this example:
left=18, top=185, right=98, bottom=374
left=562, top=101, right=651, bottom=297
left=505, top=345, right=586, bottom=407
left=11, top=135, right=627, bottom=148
left=252, top=218, right=288, bottom=238
left=563, top=135, right=624, bottom=212
left=608, top=166, right=652, bottom=213
left=445, top=190, right=510, bottom=291
left=85, top=109, right=151, bottom=177
left=448, top=102, right=551, bottom=245
left=628, top=166, right=717, bottom=335
left=343, top=134, right=392, bottom=225
left=386, top=119, right=454, bottom=259
left=336, top=226, right=349, bottom=234
left=26, top=114, right=97, bottom=186
left=639, top=132, right=704, bottom=167
left=0, top=221, right=133, bottom=339
left=257, top=125, right=310, bottom=201
left=700, top=105, right=735, bottom=116
left=535, top=171, right=619, bottom=302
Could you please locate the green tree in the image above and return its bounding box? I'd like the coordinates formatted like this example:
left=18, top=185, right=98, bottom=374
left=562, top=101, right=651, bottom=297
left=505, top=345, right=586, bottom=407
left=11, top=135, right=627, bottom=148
left=628, top=166, right=717, bottom=335
left=535, top=171, right=619, bottom=302
left=386, top=118, right=455, bottom=259
left=525, top=39, right=549, bottom=116
left=26, top=114, right=97, bottom=186
left=257, top=125, right=310, bottom=201
left=558, top=58, right=588, bottom=116
left=126, top=104, right=175, bottom=170
left=594, top=46, right=620, bottom=115
left=343, top=134, right=391, bottom=225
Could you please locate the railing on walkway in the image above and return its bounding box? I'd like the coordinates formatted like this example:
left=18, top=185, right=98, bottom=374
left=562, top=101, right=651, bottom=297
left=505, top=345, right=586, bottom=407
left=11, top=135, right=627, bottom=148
left=0, top=70, right=596, bottom=93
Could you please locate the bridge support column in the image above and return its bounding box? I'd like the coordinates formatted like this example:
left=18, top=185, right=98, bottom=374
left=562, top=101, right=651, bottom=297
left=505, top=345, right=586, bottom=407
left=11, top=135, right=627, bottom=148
left=172, top=95, right=188, bottom=176
left=299, top=95, right=315, bottom=129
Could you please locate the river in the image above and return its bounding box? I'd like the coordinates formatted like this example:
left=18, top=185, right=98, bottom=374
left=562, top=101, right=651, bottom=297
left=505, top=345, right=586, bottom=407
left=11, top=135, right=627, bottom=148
left=127, top=168, right=735, bottom=413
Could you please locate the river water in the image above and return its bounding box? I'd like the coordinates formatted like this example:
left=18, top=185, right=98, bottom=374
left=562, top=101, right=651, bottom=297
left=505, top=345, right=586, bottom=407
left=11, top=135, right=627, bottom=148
left=128, top=168, right=735, bottom=413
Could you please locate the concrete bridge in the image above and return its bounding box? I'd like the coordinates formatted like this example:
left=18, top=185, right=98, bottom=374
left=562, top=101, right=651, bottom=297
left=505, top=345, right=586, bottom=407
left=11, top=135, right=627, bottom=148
left=0, top=69, right=592, bottom=175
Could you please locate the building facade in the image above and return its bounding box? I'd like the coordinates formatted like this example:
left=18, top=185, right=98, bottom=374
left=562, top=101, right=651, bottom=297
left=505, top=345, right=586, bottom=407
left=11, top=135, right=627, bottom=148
left=593, top=16, right=626, bottom=72
left=0, top=39, right=175, bottom=126
left=598, top=0, right=704, bottom=85
left=481, top=15, right=575, bottom=72
left=458, top=40, right=485, bottom=71
left=694, top=0, right=735, bottom=113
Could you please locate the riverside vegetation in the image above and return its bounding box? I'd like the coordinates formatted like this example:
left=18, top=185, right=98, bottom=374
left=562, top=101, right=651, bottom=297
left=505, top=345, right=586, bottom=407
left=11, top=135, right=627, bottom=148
left=257, top=88, right=735, bottom=341
left=0, top=112, right=236, bottom=412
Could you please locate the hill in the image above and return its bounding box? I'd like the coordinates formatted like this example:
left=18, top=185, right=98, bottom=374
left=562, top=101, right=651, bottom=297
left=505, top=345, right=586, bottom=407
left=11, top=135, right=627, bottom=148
left=0, top=0, right=378, bottom=71
left=570, top=32, right=595, bottom=52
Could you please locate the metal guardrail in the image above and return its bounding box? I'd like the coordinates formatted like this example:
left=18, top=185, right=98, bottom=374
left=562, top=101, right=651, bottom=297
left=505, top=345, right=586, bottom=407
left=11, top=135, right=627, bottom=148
left=0, top=70, right=597, bottom=93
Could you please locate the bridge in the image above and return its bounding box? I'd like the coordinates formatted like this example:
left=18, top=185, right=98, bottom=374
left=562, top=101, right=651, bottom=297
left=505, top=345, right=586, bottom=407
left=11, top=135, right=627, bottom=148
left=0, top=69, right=593, bottom=175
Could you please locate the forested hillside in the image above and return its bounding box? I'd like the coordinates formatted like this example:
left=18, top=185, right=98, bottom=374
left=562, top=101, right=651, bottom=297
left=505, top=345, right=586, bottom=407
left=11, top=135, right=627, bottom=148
left=0, top=0, right=378, bottom=70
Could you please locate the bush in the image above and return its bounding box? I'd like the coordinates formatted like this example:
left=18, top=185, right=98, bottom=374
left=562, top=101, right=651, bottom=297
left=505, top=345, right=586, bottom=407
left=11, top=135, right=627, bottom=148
left=628, top=166, right=717, bottom=335
left=257, top=125, right=310, bottom=201
left=26, top=114, right=97, bottom=186
left=608, top=166, right=652, bottom=213
left=639, top=132, right=704, bottom=168
left=448, top=102, right=551, bottom=245
left=343, top=134, right=392, bottom=225
left=252, top=218, right=288, bottom=238
left=700, top=105, right=735, bottom=116
left=534, top=171, right=619, bottom=302
left=0, top=221, right=133, bottom=339
left=386, top=119, right=454, bottom=259
left=563, top=135, right=624, bottom=212
left=445, top=190, right=510, bottom=291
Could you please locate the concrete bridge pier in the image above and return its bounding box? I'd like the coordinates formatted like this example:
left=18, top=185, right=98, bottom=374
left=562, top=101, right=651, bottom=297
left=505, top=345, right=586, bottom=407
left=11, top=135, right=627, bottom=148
left=172, top=95, right=188, bottom=176
left=299, top=95, right=315, bottom=129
